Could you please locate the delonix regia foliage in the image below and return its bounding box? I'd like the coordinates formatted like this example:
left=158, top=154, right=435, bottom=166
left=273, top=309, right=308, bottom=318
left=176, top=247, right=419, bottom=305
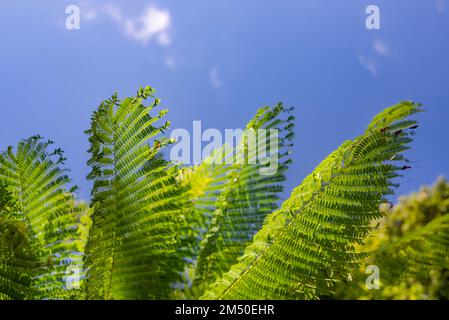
left=335, top=177, right=449, bottom=299
left=0, top=85, right=444, bottom=300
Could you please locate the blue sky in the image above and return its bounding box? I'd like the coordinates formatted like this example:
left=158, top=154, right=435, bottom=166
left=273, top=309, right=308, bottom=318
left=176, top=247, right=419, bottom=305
left=0, top=0, right=448, bottom=201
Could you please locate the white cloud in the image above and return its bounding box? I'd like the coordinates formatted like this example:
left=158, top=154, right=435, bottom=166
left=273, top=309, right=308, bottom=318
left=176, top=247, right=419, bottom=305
left=124, top=6, right=171, bottom=46
left=373, top=39, right=389, bottom=56
left=78, top=3, right=172, bottom=47
left=358, top=55, right=377, bottom=77
left=210, top=67, right=222, bottom=88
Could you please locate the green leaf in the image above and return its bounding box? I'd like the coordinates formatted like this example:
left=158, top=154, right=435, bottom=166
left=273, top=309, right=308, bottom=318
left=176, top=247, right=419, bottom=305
left=201, top=102, right=421, bottom=300
left=0, top=137, right=83, bottom=299
left=84, top=87, right=184, bottom=300
left=188, top=103, right=295, bottom=296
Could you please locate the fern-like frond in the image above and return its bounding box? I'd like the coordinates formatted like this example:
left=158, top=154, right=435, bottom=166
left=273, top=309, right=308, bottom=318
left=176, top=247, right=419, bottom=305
left=0, top=137, right=83, bottom=299
left=84, top=86, right=184, bottom=300
left=174, top=155, right=234, bottom=298
left=189, top=104, right=294, bottom=296
left=201, top=101, right=421, bottom=300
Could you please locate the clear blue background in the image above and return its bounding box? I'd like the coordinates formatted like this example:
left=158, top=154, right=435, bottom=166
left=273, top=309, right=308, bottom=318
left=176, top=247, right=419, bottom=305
left=0, top=0, right=448, bottom=201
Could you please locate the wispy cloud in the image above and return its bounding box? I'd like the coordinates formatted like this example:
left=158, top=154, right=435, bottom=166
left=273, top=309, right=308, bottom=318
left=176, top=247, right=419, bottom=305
left=83, top=9, right=97, bottom=22
left=210, top=67, right=222, bottom=88
left=436, top=0, right=446, bottom=13
left=373, top=39, right=390, bottom=56
left=358, top=39, right=391, bottom=77
left=79, top=2, right=172, bottom=47
left=103, top=5, right=123, bottom=23
left=164, top=56, right=176, bottom=69
left=358, top=55, right=377, bottom=77
left=79, top=1, right=99, bottom=22
left=123, top=6, right=171, bottom=46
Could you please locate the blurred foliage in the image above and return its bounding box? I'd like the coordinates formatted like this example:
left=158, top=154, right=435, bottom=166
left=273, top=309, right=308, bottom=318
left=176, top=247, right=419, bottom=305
left=0, top=217, right=46, bottom=299
left=0, top=183, right=20, bottom=215
left=336, top=177, right=449, bottom=300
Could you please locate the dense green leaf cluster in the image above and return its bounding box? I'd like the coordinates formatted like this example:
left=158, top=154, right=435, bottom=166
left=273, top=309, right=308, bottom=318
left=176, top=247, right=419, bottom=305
left=336, top=177, right=449, bottom=299
left=0, top=137, right=84, bottom=299
left=179, top=104, right=295, bottom=298
left=84, top=87, right=184, bottom=299
left=1, top=86, right=442, bottom=300
left=201, top=102, right=422, bottom=299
